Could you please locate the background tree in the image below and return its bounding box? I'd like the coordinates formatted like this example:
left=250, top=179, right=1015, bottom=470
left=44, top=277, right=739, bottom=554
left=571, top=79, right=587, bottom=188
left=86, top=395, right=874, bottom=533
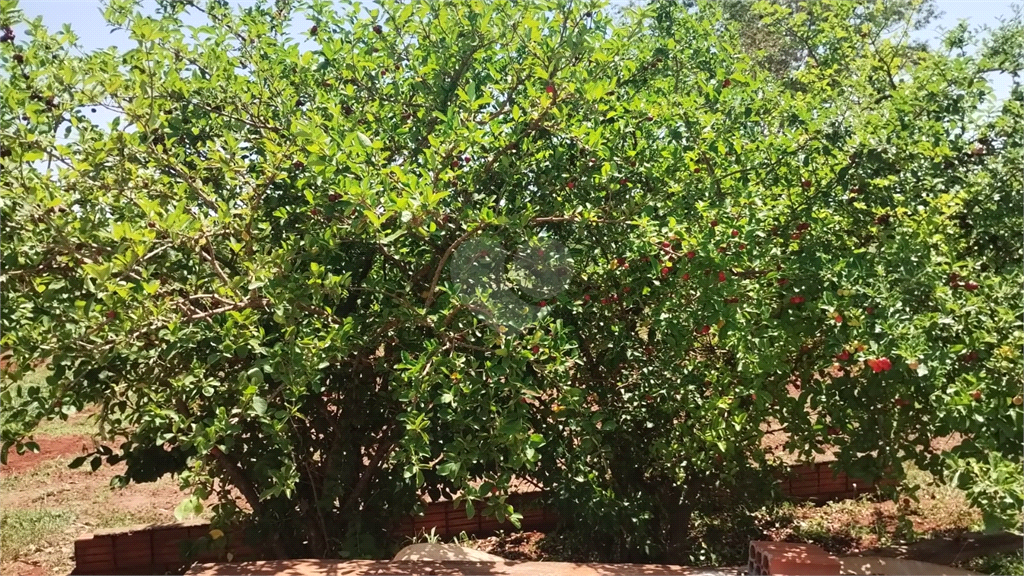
left=2, top=0, right=1021, bottom=563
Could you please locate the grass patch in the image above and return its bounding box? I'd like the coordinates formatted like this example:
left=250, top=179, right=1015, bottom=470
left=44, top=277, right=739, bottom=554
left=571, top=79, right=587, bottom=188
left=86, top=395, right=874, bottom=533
left=93, top=508, right=168, bottom=530
left=957, top=550, right=1024, bottom=575
left=0, top=508, right=75, bottom=563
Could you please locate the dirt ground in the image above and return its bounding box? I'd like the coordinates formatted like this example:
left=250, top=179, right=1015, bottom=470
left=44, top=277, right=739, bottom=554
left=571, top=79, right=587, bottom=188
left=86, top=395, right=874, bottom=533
left=0, top=411, right=190, bottom=576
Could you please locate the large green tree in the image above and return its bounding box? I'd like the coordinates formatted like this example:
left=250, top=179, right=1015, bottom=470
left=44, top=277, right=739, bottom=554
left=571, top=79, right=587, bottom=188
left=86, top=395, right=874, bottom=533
left=2, top=0, right=1021, bottom=562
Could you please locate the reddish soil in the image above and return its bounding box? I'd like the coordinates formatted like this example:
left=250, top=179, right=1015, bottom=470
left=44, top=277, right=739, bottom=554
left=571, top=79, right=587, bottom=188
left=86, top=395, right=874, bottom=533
left=1, top=435, right=95, bottom=475
left=3, top=561, right=47, bottom=576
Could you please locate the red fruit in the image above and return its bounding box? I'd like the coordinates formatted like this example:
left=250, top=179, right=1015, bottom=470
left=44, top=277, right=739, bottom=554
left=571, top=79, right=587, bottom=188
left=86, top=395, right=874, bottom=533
left=949, top=273, right=961, bottom=284
left=309, top=24, right=318, bottom=34
left=642, top=257, right=650, bottom=263
left=566, top=181, right=575, bottom=190
left=971, top=390, right=982, bottom=401
left=834, top=314, right=843, bottom=323
left=723, top=79, right=732, bottom=88
left=611, top=294, right=619, bottom=302
left=866, top=306, right=874, bottom=314
left=106, top=310, right=116, bottom=320
left=539, top=300, right=547, bottom=307
left=685, top=251, right=695, bottom=259
left=718, top=271, right=727, bottom=283
left=682, top=273, right=690, bottom=281
left=545, top=84, right=555, bottom=94
left=619, top=178, right=628, bottom=185
left=701, top=325, right=711, bottom=334
left=796, top=222, right=810, bottom=232
left=451, top=159, right=460, bottom=169
left=836, top=350, right=850, bottom=361
left=311, top=208, right=321, bottom=217
left=868, top=357, right=892, bottom=373
left=328, top=193, right=340, bottom=202
left=895, top=398, right=910, bottom=407
left=964, top=281, right=979, bottom=292
left=644, top=346, right=654, bottom=356
left=777, top=278, right=788, bottom=286
left=464, top=155, right=471, bottom=163
left=750, top=393, right=757, bottom=401
left=601, top=298, right=609, bottom=305
left=828, top=426, right=840, bottom=436
left=731, top=229, right=739, bottom=237
left=623, top=286, right=631, bottom=293
left=583, top=294, right=591, bottom=303
left=801, top=179, right=811, bottom=189
left=710, top=219, right=718, bottom=228
left=790, top=296, right=804, bottom=305
left=531, top=346, right=540, bottom=354
left=791, top=233, right=802, bottom=240
left=724, top=296, right=738, bottom=304
left=717, top=246, right=726, bottom=254
left=372, top=24, right=383, bottom=34
left=850, top=186, right=861, bottom=194
left=693, top=167, right=701, bottom=174
left=616, top=257, right=626, bottom=267
left=661, top=267, right=670, bottom=276
left=662, top=241, right=672, bottom=249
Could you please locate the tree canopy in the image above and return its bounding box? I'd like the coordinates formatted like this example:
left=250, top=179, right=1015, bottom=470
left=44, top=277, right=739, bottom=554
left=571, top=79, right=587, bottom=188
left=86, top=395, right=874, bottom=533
left=1, top=0, right=1021, bottom=563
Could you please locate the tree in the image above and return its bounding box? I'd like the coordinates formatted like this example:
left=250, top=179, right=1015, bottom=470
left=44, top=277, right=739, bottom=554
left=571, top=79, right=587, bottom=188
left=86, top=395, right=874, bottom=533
left=2, top=0, right=1021, bottom=562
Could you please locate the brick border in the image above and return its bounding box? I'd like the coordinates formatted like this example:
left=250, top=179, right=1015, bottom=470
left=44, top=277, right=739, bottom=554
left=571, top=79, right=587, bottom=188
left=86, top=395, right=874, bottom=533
left=72, top=461, right=889, bottom=575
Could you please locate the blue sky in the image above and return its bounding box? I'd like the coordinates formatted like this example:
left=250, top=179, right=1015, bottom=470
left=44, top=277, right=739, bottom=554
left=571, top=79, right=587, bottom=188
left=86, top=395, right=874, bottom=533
left=13, top=0, right=1019, bottom=99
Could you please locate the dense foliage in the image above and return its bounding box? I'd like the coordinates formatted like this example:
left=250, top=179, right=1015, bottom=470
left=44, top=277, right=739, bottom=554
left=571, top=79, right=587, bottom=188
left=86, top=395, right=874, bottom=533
left=1, top=0, right=1021, bottom=562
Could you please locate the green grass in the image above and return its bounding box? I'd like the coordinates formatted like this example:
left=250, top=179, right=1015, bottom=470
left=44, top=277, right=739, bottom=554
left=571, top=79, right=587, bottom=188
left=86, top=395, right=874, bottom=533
left=0, top=508, right=75, bottom=563
left=958, top=551, right=1024, bottom=576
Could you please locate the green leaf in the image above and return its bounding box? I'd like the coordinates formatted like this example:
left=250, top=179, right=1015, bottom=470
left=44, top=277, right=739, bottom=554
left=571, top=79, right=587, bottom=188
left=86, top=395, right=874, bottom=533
left=252, top=397, right=268, bottom=415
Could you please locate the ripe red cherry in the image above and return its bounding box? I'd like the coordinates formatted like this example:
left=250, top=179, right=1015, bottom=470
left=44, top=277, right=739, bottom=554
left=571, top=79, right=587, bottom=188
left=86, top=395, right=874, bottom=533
left=601, top=298, right=609, bottom=305
left=682, top=273, right=690, bottom=281
left=464, top=155, right=471, bottom=163
left=611, top=294, right=619, bottom=302
left=531, top=346, right=540, bottom=354
left=623, top=287, right=631, bottom=293
left=539, top=300, right=547, bottom=307
left=717, top=246, right=726, bottom=253
left=971, top=390, right=982, bottom=401
left=566, top=181, right=575, bottom=189
left=545, top=84, right=555, bottom=94
left=310, top=208, right=321, bottom=217
left=616, top=257, right=626, bottom=267
left=661, top=241, right=672, bottom=249
left=693, top=167, right=701, bottom=174
left=791, top=233, right=802, bottom=240
left=451, top=159, right=460, bottom=169
left=796, top=222, right=811, bottom=232
left=738, top=243, right=746, bottom=250
left=701, top=325, right=711, bottom=334
left=790, top=296, right=805, bottom=305
left=372, top=24, right=383, bottom=34
left=866, top=306, right=874, bottom=314
left=661, top=267, right=670, bottom=276
left=731, top=229, right=739, bottom=237
left=834, top=314, right=843, bottom=323
left=328, top=193, right=340, bottom=202
left=836, top=350, right=850, bottom=361
left=895, top=398, right=910, bottom=407
left=583, top=294, right=590, bottom=303
left=964, top=281, right=979, bottom=292
left=850, top=186, right=861, bottom=194
left=685, top=251, right=695, bottom=259
left=619, top=178, right=628, bottom=185
left=801, top=179, right=811, bottom=189
left=723, top=79, right=732, bottom=88
left=718, top=271, right=727, bottom=283
left=710, top=219, right=718, bottom=228
left=106, top=310, right=116, bottom=320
